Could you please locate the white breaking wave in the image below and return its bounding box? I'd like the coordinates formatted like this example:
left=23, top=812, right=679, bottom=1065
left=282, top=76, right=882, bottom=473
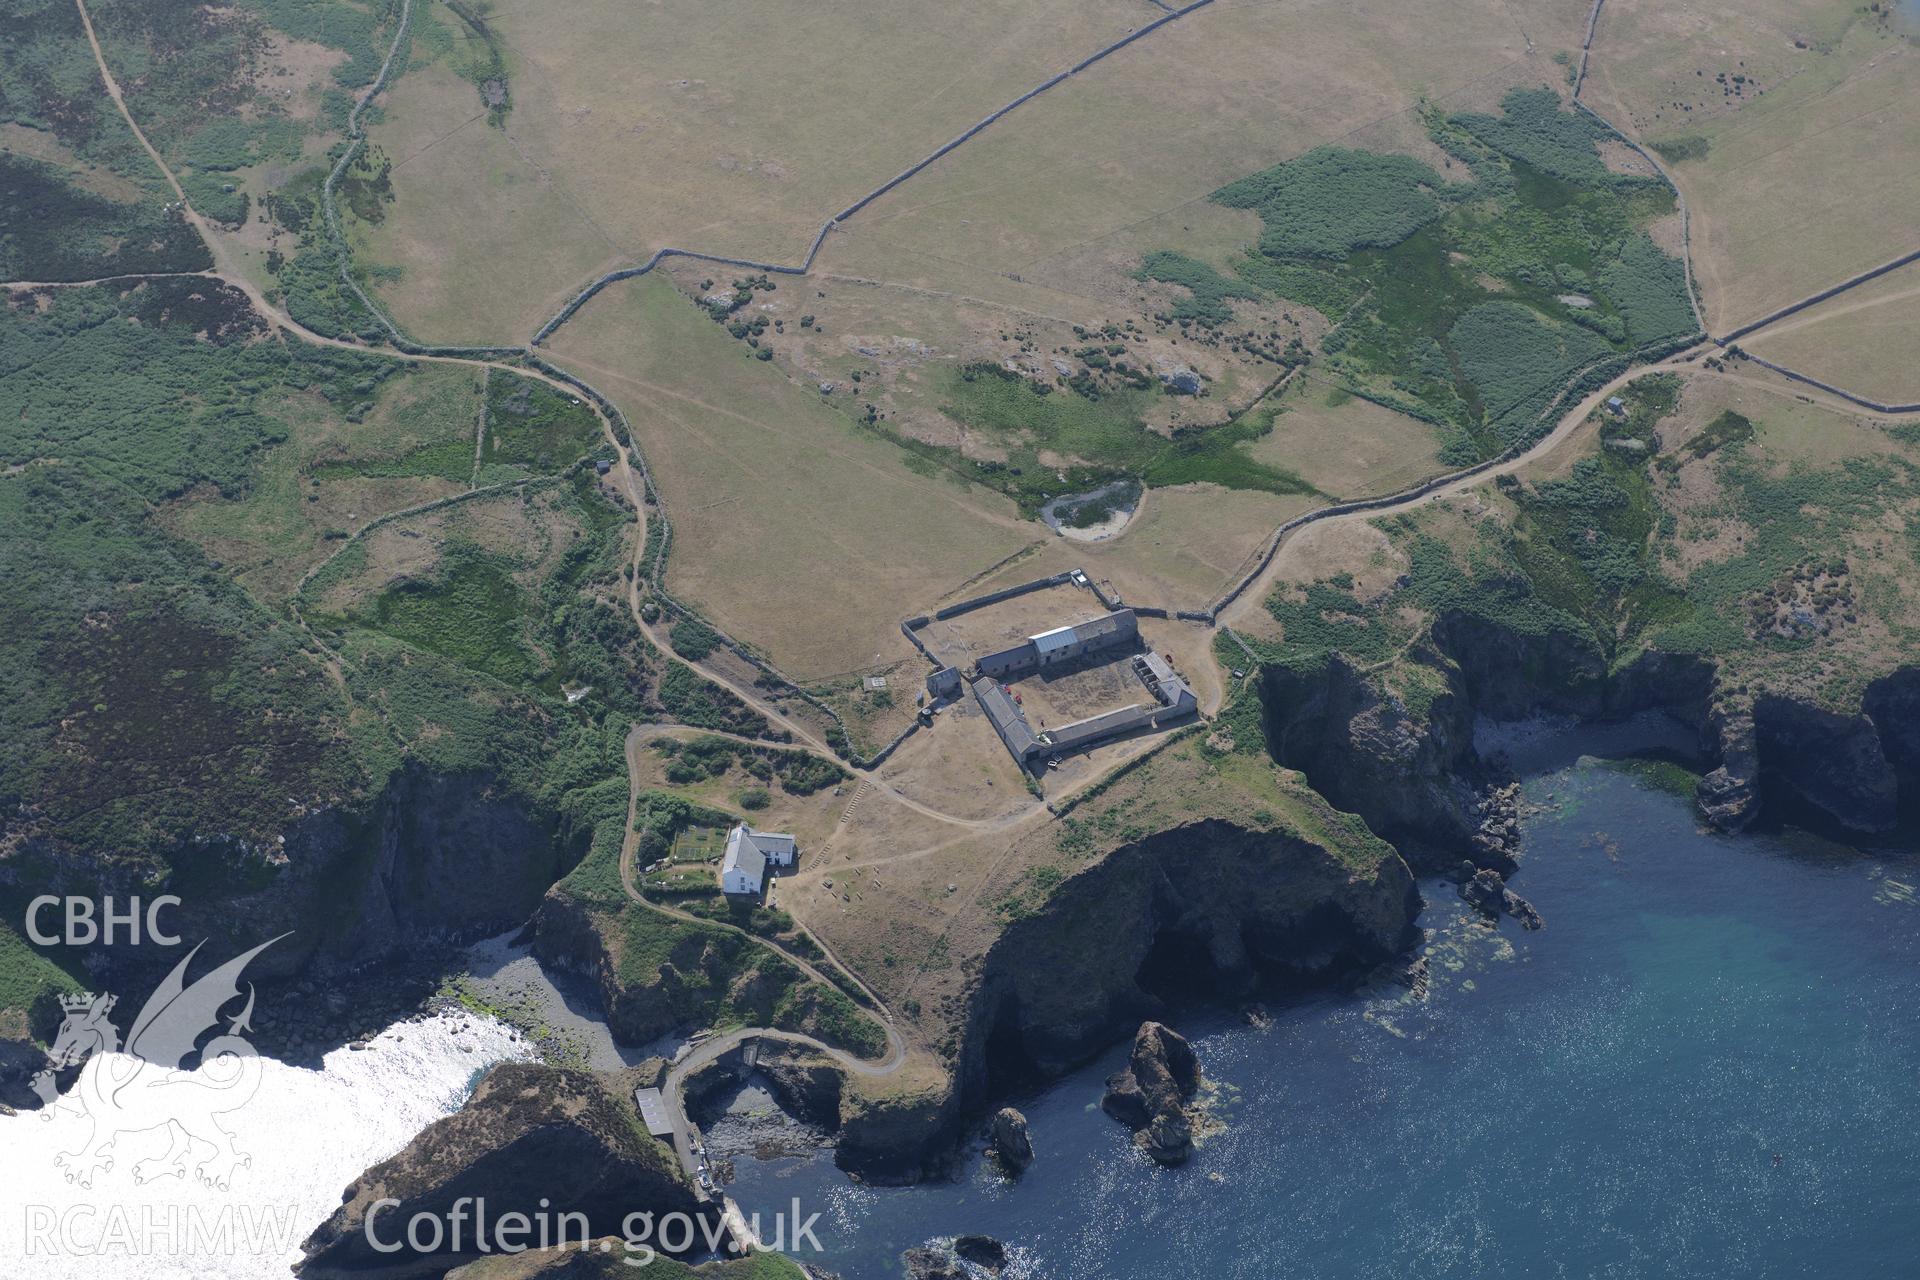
left=0, top=1009, right=530, bottom=1279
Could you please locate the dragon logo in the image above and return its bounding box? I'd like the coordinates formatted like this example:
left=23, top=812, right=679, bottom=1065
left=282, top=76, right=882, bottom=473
left=28, top=935, right=286, bottom=1191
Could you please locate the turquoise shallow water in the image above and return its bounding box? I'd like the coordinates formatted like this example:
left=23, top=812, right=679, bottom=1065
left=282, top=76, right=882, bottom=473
left=721, top=748, right=1920, bottom=1278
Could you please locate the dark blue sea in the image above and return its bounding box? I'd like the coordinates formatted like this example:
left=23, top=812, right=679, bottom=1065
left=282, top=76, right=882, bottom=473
left=719, top=724, right=1920, bottom=1278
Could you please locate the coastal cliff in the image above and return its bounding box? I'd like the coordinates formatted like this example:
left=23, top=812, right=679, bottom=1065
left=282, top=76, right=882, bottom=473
left=958, top=816, right=1415, bottom=1091
left=298, top=1062, right=706, bottom=1279
left=833, top=750, right=1418, bottom=1179
left=0, top=762, right=583, bottom=1103
left=1260, top=609, right=1916, bottom=866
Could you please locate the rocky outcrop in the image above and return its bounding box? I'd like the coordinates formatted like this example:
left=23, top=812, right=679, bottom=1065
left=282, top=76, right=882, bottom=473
left=959, top=818, right=1414, bottom=1110
left=903, top=1248, right=965, bottom=1280
left=755, top=1050, right=846, bottom=1132
left=1865, top=669, right=1920, bottom=776
left=1457, top=864, right=1543, bottom=930
left=5, top=767, right=574, bottom=1035
left=1265, top=605, right=1916, bottom=857
left=298, top=1063, right=706, bottom=1279
left=1260, top=650, right=1484, bottom=872
left=1753, top=694, right=1898, bottom=833
left=1101, top=1022, right=1204, bottom=1165
left=0, top=1013, right=50, bottom=1111
left=446, top=1243, right=812, bottom=1278
left=988, top=1107, right=1033, bottom=1174
left=1697, top=701, right=1761, bottom=831
left=954, top=1236, right=1010, bottom=1270
left=783, top=799, right=1416, bottom=1182
left=904, top=1237, right=1009, bottom=1280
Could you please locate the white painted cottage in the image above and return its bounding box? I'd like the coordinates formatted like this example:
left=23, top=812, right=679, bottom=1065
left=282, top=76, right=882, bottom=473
left=720, top=824, right=798, bottom=896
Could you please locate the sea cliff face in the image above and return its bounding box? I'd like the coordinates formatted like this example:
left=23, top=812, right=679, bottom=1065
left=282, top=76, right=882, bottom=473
left=298, top=1062, right=706, bottom=1279
left=6, top=764, right=571, bottom=988
left=959, top=818, right=1416, bottom=1090
left=0, top=765, right=578, bottom=1105
left=830, top=805, right=1418, bottom=1179
left=1260, top=609, right=1916, bottom=865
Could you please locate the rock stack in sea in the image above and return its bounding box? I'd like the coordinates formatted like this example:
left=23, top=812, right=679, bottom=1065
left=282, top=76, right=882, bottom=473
left=1100, top=1021, right=1203, bottom=1165
left=988, top=1106, right=1033, bottom=1174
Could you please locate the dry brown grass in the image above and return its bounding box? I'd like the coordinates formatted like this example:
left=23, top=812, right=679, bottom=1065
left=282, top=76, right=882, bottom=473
left=1581, top=0, right=1920, bottom=329
left=360, top=0, right=1147, bottom=341
left=1742, top=263, right=1920, bottom=405
left=1253, top=377, right=1448, bottom=498
left=545, top=273, right=1036, bottom=679
left=821, top=0, right=1536, bottom=291
left=354, top=59, right=626, bottom=344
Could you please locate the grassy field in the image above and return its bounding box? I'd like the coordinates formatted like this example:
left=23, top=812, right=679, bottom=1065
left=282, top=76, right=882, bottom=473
left=829, top=0, right=1535, bottom=281
left=351, top=53, right=623, bottom=344
left=357, top=0, right=1144, bottom=342
left=165, top=362, right=483, bottom=601
left=1581, top=0, right=1920, bottom=328
left=167, top=356, right=618, bottom=605
left=1742, top=263, right=1920, bottom=405
left=1134, top=87, right=1696, bottom=456
left=545, top=273, right=1035, bottom=679
left=76, top=0, right=409, bottom=312
left=0, top=0, right=215, bottom=282
left=302, top=470, right=638, bottom=697
left=1251, top=375, right=1448, bottom=497
left=548, top=801, right=888, bottom=1058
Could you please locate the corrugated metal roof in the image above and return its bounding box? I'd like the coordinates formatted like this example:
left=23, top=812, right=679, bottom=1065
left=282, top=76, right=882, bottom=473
left=633, top=1088, right=675, bottom=1137
left=1031, top=625, right=1076, bottom=656
left=1029, top=609, right=1136, bottom=654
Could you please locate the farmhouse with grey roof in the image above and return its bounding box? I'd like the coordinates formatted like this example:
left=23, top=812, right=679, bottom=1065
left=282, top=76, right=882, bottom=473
left=721, top=824, right=798, bottom=896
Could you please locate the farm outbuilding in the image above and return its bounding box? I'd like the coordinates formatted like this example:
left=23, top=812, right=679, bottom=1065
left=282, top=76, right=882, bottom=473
left=972, top=677, right=1042, bottom=764
left=972, top=609, right=1140, bottom=679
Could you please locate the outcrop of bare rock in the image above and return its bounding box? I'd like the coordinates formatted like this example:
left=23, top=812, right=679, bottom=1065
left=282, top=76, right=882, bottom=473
left=1698, top=701, right=1761, bottom=831
left=903, top=1247, right=965, bottom=1280
left=903, top=1236, right=1008, bottom=1280
left=1457, top=864, right=1544, bottom=931
left=988, top=1107, right=1033, bottom=1174
left=1753, top=694, right=1898, bottom=833
left=298, top=1063, right=706, bottom=1279
left=1101, top=1022, right=1203, bottom=1166
left=954, top=1235, right=1009, bottom=1270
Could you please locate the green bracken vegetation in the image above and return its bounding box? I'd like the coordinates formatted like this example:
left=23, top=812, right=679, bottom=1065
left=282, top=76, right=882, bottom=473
left=1145, top=88, right=1699, bottom=460
left=652, top=735, right=847, bottom=796
left=934, top=364, right=1317, bottom=514
left=0, top=280, right=700, bottom=1040
left=1212, top=146, right=1447, bottom=258
left=551, top=826, right=886, bottom=1058
left=1252, top=372, right=1920, bottom=714
left=480, top=372, right=605, bottom=480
